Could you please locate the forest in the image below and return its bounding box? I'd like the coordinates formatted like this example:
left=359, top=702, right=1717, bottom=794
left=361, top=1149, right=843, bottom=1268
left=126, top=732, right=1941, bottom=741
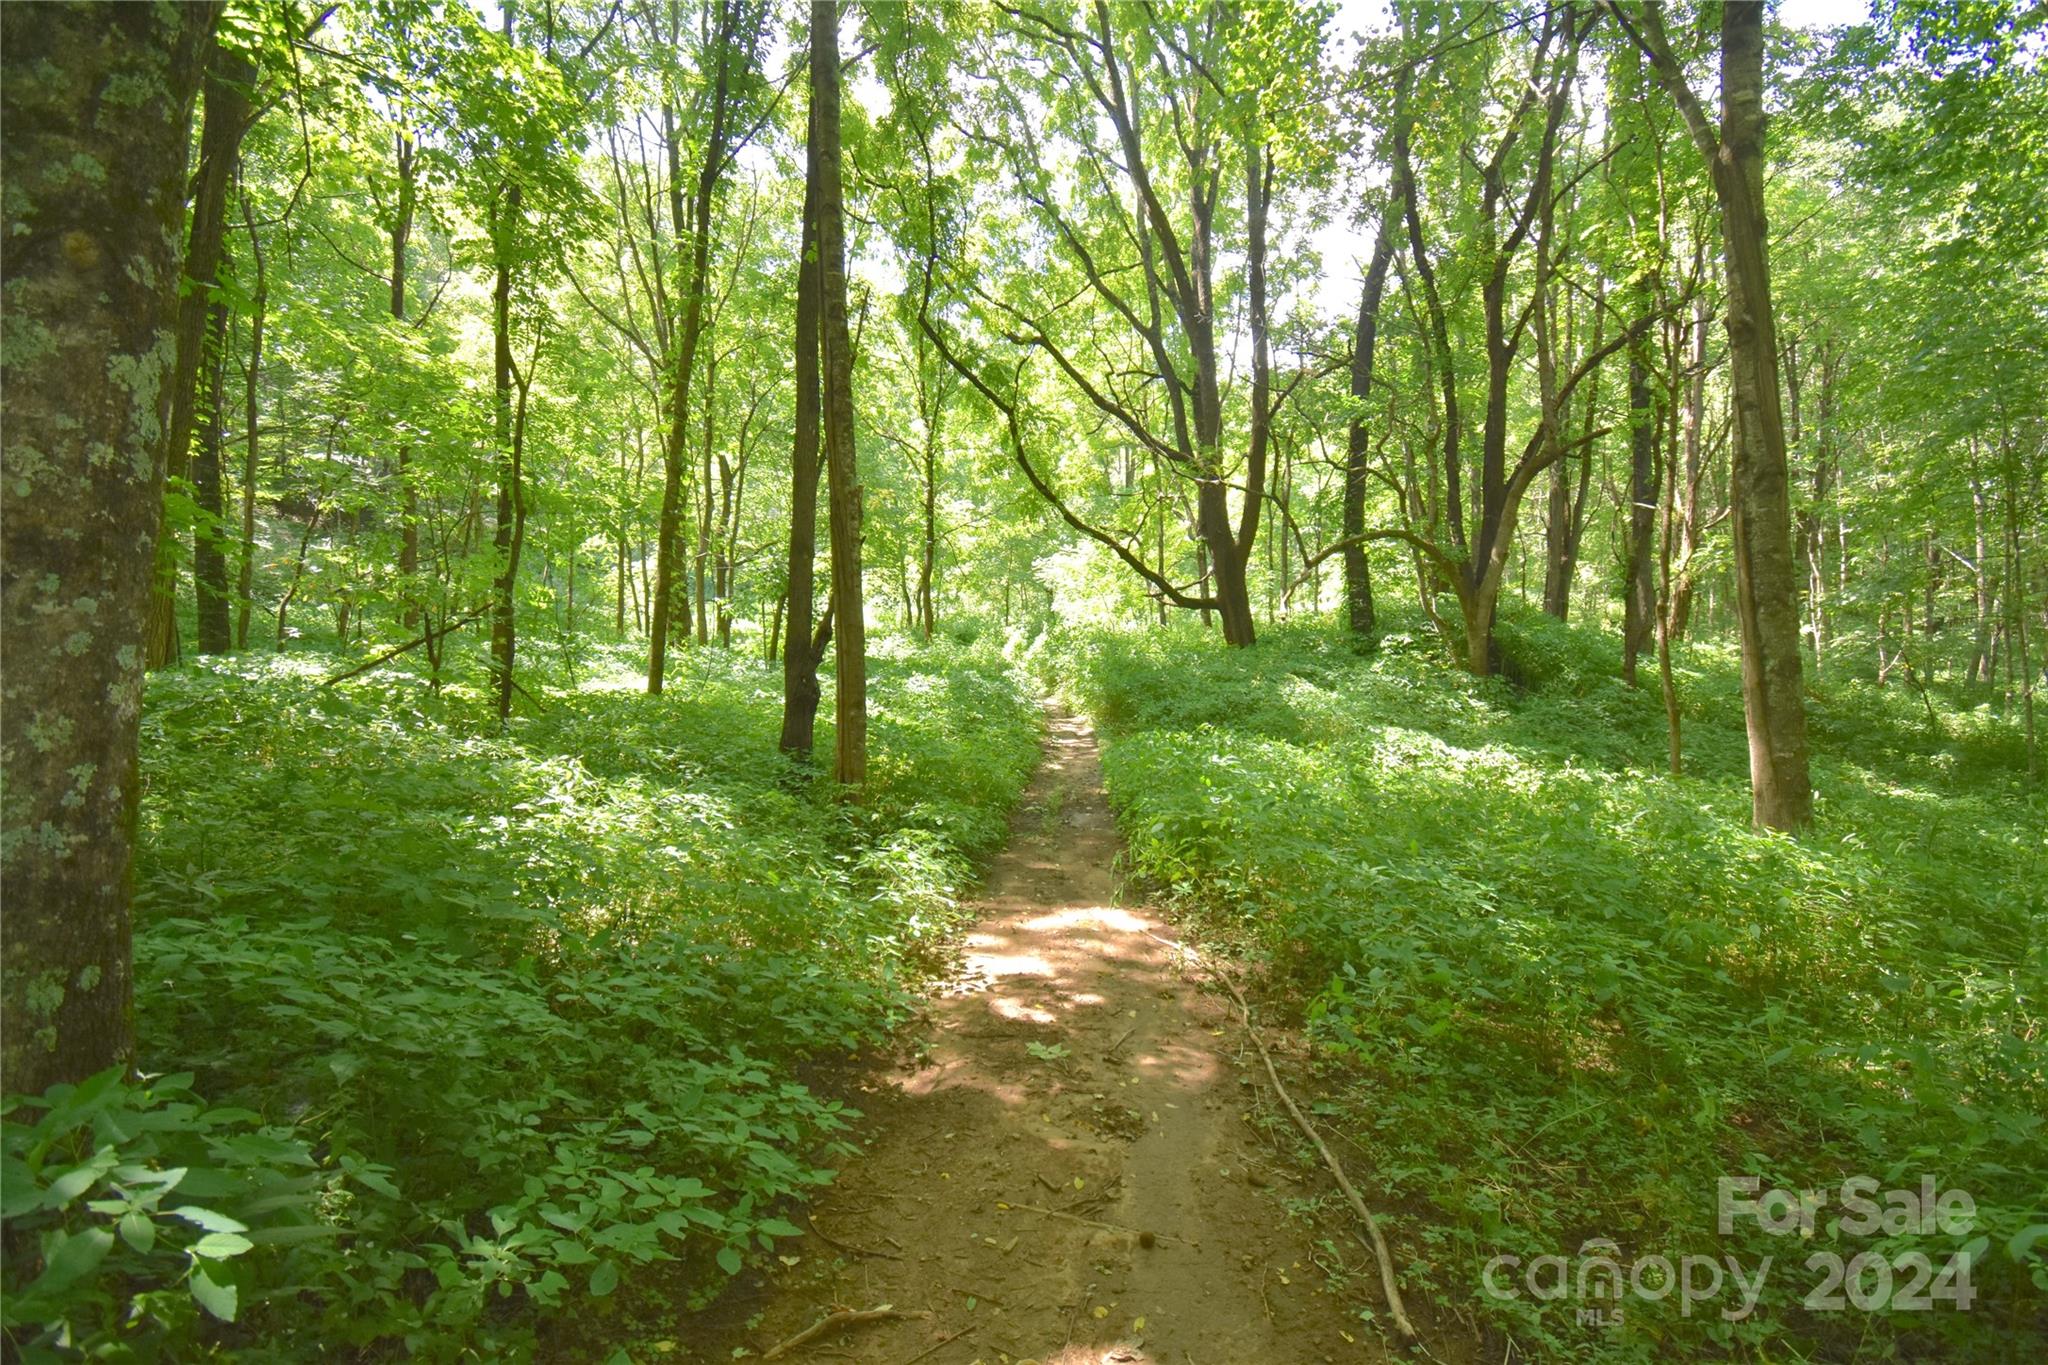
left=1, top=0, right=2042, bottom=1361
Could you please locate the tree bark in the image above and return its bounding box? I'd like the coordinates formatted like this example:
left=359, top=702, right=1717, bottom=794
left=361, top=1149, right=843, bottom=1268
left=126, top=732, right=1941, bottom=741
left=1971, top=472, right=1992, bottom=683
left=1344, top=212, right=1397, bottom=638
left=1, top=1, right=213, bottom=1094
left=143, top=39, right=255, bottom=669
left=1543, top=282, right=1606, bottom=621
left=1391, top=8, right=1585, bottom=675
left=779, top=101, right=828, bottom=757
left=814, top=0, right=866, bottom=788
left=1669, top=290, right=1708, bottom=637
left=918, top=395, right=940, bottom=642
left=1622, top=299, right=1658, bottom=685
left=236, top=187, right=266, bottom=649
left=487, top=172, right=524, bottom=721
left=192, top=249, right=234, bottom=654
left=648, top=0, right=741, bottom=694
left=395, top=131, right=421, bottom=629
left=1624, top=0, right=1813, bottom=831
left=695, top=352, right=717, bottom=645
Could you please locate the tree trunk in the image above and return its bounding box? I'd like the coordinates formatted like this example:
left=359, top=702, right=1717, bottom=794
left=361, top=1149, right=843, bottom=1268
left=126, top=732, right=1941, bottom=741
left=1670, top=291, right=1708, bottom=637
left=1657, top=332, right=1685, bottom=773
left=1, top=1, right=212, bottom=1094
left=2008, top=448, right=2039, bottom=778
left=1541, top=458, right=1573, bottom=619
left=1344, top=215, right=1397, bottom=638
left=648, top=1, right=740, bottom=694
left=144, top=39, right=253, bottom=669
left=394, top=132, right=421, bottom=629
left=192, top=254, right=234, bottom=654
left=1630, top=0, right=1813, bottom=831
left=779, top=100, right=828, bottom=757
left=1971, top=473, right=1992, bottom=683
left=1622, top=309, right=1658, bottom=686
left=919, top=417, right=939, bottom=641
left=1214, top=139, right=1274, bottom=649
left=813, top=0, right=866, bottom=788
left=1715, top=6, right=1812, bottom=829
left=236, top=188, right=265, bottom=649
left=695, top=355, right=717, bottom=645
left=488, top=170, right=523, bottom=724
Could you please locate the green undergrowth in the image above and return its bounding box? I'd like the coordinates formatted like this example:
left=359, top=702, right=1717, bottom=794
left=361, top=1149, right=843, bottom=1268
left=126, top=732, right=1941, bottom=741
left=3, top=636, right=1038, bottom=1361
left=1041, top=607, right=2046, bottom=1361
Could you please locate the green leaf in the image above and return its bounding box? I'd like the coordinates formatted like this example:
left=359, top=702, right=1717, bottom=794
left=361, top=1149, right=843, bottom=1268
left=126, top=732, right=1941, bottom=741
left=119, top=1211, right=158, bottom=1254
left=190, top=1231, right=256, bottom=1260
left=351, top=1166, right=401, bottom=1198
left=170, top=1204, right=249, bottom=1234
left=589, top=1259, right=620, bottom=1296
left=0, top=1157, right=41, bottom=1219
left=44, top=1158, right=109, bottom=1209
left=755, top=1217, right=803, bottom=1238
left=190, top=1266, right=239, bottom=1321
left=716, top=1245, right=742, bottom=1275
left=31, top=1227, right=115, bottom=1297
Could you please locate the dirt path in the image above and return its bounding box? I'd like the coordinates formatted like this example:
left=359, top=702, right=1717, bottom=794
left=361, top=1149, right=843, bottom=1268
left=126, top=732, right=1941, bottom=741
left=681, top=712, right=1394, bottom=1364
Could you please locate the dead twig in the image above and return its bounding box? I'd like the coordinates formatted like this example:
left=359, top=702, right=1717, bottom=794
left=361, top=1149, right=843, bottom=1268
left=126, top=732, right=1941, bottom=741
left=762, top=1306, right=930, bottom=1360
left=994, top=1200, right=1195, bottom=1248
left=901, top=1325, right=972, bottom=1365
left=948, top=1284, right=1004, bottom=1306
left=806, top=1212, right=903, bottom=1261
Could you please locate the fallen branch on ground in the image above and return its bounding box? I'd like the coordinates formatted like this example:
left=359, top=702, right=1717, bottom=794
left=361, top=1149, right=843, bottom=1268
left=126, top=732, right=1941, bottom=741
left=761, top=1305, right=930, bottom=1359
left=1204, top=951, right=1419, bottom=1342
left=320, top=608, right=486, bottom=686
left=1144, top=928, right=1417, bottom=1340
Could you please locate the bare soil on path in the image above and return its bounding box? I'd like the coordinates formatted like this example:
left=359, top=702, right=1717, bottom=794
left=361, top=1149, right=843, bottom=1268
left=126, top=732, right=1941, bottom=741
left=679, top=712, right=1402, bottom=1365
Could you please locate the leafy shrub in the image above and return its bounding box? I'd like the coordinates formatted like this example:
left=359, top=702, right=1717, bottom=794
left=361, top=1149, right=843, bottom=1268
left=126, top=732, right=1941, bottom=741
left=1052, top=614, right=2047, bottom=1361
left=4, top=638, right=1039, bottom=1360
left=1, top=1068, right=336, bottom=1360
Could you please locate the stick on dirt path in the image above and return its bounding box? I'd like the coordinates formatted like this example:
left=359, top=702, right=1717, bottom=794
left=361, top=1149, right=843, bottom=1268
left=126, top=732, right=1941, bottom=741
left=677, top=712, right=1413, bottom=1363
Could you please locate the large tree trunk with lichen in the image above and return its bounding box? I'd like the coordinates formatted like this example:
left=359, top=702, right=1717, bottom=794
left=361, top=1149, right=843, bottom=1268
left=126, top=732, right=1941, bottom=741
left=1, top=1, right=212, bottom=1094
left=813, top=0, right=866, bottom=788
left=143, top=38, right=253, bottom=669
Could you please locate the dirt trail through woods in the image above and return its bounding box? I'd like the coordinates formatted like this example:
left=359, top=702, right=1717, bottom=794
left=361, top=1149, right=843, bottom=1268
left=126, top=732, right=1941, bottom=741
left=680, top=712, right=1398, bottom=1365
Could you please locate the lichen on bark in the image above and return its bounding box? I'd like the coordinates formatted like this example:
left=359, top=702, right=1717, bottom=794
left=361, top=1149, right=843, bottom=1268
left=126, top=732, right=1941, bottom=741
left=1, top=1, right=214, bottom=1094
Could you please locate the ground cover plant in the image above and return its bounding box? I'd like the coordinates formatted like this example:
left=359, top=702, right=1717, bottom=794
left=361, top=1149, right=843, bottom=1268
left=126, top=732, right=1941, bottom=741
left=1047, top=611, right=2046, bottom=1360
left=3, top=641, right=1038, bottom=1359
